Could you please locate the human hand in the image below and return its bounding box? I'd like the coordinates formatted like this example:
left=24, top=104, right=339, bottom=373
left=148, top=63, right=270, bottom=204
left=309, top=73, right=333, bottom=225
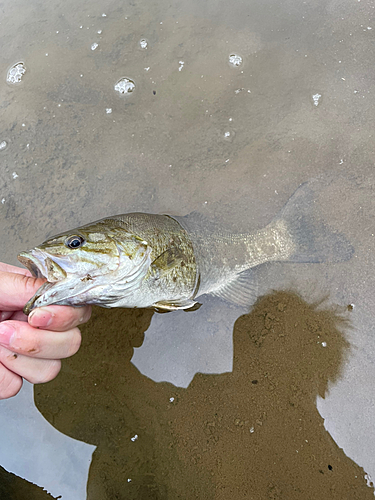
left=0, top=262, right=91, bottom=399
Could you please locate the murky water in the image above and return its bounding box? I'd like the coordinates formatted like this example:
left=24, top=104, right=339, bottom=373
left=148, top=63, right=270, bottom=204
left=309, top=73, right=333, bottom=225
left=1, top=0, right=375, bottom=498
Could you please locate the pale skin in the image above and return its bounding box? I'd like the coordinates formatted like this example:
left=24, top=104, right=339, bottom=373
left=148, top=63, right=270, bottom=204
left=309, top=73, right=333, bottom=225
left=0, top=262, right=91, bottom=399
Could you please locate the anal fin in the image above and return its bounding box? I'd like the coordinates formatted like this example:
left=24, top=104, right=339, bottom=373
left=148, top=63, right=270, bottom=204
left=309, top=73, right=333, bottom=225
left=211, top=269, right=258, bottom=308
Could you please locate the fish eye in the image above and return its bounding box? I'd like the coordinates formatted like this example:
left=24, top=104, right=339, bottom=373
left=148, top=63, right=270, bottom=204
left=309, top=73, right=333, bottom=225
left=65, top=235, right=85, bottom=249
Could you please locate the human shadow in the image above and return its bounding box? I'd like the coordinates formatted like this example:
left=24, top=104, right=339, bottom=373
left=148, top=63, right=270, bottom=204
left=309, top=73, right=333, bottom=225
left=33, top=292, right=374, bottom=500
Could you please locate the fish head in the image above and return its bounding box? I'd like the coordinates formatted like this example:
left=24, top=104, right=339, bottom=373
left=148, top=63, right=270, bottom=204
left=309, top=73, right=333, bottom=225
left=18, top=221, right=152, bottom=314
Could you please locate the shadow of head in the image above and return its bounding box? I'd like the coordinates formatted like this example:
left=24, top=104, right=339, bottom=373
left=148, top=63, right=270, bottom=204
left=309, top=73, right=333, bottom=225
left=232, top=290, right=350, bottom=401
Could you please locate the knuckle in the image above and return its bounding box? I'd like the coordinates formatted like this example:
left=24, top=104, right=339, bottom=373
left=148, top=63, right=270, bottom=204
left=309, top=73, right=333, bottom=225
left=82, top=306, right=92, bottom=324
left=67, top=328, right=82, bottom=356
left=14, top=333, right=41, bottom=356
left=75, top=306, right=91, bottom=327
left=27, top=360, right=61, bottom=384
left=0, top=365, right=22, bottom=399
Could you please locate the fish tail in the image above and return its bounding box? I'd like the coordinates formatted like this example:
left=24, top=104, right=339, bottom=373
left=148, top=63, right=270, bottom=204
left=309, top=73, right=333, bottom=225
left=273, top=182, right=354, bottom=264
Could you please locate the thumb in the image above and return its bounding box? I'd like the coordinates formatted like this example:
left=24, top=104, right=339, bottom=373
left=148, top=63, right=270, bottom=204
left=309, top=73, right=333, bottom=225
left=0, top=271, right=46, bottom=311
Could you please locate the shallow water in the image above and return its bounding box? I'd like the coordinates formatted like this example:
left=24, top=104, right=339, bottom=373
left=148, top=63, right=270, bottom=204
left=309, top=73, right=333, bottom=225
left=1, top=0, right=375, bottom=498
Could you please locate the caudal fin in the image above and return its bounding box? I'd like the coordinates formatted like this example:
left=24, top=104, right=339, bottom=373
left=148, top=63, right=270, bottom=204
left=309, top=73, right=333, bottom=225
left=274, top=182, right=354, bottom=264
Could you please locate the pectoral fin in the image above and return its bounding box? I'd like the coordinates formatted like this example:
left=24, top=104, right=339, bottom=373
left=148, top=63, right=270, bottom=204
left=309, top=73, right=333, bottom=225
left=150, top=247, right=185, bottom=279
left=153, top=298, right=201, bottom=312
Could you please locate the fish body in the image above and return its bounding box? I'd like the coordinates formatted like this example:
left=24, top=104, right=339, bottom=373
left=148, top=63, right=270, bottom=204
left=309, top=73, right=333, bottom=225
left=18, top=183, right=353, bottom=314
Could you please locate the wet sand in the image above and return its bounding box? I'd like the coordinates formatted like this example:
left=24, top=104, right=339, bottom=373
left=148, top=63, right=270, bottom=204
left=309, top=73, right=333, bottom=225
left=24, top=293, right=373, bottom=499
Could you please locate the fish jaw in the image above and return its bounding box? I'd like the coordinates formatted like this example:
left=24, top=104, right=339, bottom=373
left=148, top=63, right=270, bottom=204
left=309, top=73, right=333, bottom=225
left=22, top=276, right=100, bottom=314
left=23, top=281, right=58, bottom=315
left=18, top=249, right=90, bottom=314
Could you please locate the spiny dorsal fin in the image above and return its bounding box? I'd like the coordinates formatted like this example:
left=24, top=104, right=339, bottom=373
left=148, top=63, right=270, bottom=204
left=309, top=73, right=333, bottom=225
left=211, top=269, right=258, bottom=308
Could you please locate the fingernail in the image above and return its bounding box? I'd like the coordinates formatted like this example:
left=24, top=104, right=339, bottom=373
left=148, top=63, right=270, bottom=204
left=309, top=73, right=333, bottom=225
left=29, top=308, right=53, bottom=328
left=0, top=323, right=15, bottom=346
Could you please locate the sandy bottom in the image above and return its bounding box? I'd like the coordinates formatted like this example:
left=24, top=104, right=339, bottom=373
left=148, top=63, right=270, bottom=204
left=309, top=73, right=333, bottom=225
left=1, top=292, right=371, bottom=499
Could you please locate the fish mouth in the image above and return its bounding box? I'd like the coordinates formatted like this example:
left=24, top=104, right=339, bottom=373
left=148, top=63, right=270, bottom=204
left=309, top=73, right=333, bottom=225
left=18, top=251, right=47, bottom=280
left=18, top=250, right=67, bottom=315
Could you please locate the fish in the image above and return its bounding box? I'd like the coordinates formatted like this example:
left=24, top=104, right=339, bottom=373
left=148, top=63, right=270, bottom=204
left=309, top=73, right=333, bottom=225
left=18, top=182, right=353, bottom=315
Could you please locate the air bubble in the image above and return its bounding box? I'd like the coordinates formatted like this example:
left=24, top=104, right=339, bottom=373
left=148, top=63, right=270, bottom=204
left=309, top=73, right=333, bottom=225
left=91, top=42, right=99, bottom=51
left=229, top=54, right=243, bottom=67
left=7, top=62, right=26, bottom=84
left=114, top=77, right=136, bottom=95
left=312, top=93, right=322, bottom=106
left=0, top=140, right=7, bottom=151
left=223, top=130, right=235, bottom=142
left=139, top=39, right=148, bottom=49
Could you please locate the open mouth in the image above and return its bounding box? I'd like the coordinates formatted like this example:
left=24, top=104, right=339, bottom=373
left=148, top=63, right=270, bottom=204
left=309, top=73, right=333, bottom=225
left=18, top=250, right=67, bottom=314
left=18, top=251, right=47, bottom=279
left=18, top=251, right=67, bottom=282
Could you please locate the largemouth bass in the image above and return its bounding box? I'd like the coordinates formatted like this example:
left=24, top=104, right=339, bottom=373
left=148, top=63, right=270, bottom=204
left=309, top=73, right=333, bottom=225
left=18, top=183, right=353, bottom=315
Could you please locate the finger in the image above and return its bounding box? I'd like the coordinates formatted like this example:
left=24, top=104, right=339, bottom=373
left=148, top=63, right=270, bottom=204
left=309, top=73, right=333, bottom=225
left=0, top=321, right=82, bottom=359
left=29, top=305, right=92, bottom=332
left=0, top=271, right=46, bottom=311
left=0, top=346, right=61, bottom=385
left=0, top=263, right=32, bottom=275
left=0, top=311, right=14, bottom=322
left=1, top=311, right=28, bottom=323
left=9, top=311, right=28, bottom=322
left=0, top=362, right=22, bottom=399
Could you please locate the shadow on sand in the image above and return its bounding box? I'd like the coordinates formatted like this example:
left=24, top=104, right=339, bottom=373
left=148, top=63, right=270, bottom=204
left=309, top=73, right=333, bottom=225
left=2, top=291, right=373, bottom=499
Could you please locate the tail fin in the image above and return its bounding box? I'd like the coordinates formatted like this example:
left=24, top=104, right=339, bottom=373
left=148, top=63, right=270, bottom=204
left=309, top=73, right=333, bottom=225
left=274, top=182, right=354, bottom=264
